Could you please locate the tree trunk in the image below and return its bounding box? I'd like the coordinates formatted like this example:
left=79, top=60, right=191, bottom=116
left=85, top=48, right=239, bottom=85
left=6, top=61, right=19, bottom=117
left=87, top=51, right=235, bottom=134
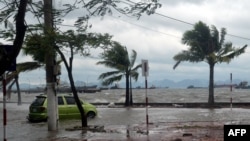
left=15, top=75, right=22, bottom=105
left=7, top=75, right=22, bottom=105
left=68, top=68, right=87, bottom=127
left=125, top=73, right=130, bottom=106
left=129, top=76, right=133, bottom=106
left=56, top=47, right=87, bottom=127
left=208, top=63, right=215, bottom=106
left=0, top=0, right=27, bottom=76
left=7, top=79, right=15, bottom=100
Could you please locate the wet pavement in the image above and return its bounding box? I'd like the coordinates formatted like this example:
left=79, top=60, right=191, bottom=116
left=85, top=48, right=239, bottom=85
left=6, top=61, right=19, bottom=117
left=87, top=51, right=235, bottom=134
left=1, top=102, right=250, bottom=140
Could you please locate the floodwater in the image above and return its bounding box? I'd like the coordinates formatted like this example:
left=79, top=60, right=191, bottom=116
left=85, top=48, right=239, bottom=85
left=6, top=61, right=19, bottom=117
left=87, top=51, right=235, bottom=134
left=1, top=88, right=250, bottom=140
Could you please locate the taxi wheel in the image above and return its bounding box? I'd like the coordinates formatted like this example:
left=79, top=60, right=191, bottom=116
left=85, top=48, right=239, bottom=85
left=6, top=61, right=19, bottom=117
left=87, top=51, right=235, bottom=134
left=87, top=111, right=96, bottom=118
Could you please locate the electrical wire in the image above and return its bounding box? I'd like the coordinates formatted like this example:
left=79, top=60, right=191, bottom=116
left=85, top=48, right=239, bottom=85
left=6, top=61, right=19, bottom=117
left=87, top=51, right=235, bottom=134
left=126, top=0, right=250, bottom=41
left=2, top=0, right=250, bottom=42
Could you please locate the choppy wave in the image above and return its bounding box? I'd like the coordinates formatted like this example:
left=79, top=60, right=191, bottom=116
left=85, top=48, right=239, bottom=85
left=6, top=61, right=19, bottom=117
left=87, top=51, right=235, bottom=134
left=2, top=88, right=250, bottom=104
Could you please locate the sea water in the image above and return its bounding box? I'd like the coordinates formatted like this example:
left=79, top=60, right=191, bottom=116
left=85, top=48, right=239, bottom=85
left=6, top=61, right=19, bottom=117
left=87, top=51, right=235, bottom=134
left=2, top=88, right=250, bottom=104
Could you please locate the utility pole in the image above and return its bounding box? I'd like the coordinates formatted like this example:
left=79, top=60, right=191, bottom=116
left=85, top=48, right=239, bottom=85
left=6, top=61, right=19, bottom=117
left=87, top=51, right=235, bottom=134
left=44, top=0, right=58, bottom=131
left=142, top=59, right=149, bottom=135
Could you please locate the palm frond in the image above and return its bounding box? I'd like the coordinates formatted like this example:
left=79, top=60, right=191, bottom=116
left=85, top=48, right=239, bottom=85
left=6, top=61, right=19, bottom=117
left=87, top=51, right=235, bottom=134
left=225, top=44, right=247, bottom=59
left=130, top=71, right=139, bottom=81
left=16, top=62, right=43, bottom=73
left=217, top=44, right=247, bottom=63
left=217, top=42, right=233, bottom=56
left=129, top=50, right=137, bottom=69
left=98, top=70, right=123, bottom=80
left=101, top=75, right=123, bottom=86
left=210, top=25, right=220, bottom=52
left=131, top=64, right=142, bottom=72
left=96, top=60, right=117, bottom=68
left=219, top=28, right=227, bottom=47
left=174, top=50, right=204, bottom=62
left=173, top=61, right=181, bottom=70
left=182, top=21, right=211, bottom=56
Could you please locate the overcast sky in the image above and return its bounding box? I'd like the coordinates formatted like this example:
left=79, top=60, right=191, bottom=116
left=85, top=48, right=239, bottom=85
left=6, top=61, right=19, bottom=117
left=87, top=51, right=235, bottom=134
left=15, top=0, right=250, bottom=85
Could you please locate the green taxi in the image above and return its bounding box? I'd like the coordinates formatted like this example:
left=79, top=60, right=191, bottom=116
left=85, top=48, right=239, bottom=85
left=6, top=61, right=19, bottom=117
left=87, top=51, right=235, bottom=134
left=27, top=93, right=97, bottom=122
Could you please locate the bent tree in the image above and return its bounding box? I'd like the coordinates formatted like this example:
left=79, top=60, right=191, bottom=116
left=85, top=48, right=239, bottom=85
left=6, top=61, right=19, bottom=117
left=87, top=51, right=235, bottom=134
left=0, top=0, right=161, bottom=129
left=173, top=21, right=247, bottom=106
left=0, top=0, right=27, bottom=76
left=25, top=26, right=113, bottom=127
left=55, top=29, right=113, bottom=127
left=97, top=42, right=141, bottom=106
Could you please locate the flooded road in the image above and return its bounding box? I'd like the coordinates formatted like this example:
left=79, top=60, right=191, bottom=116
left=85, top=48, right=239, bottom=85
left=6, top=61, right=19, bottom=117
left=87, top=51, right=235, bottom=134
left=1, top=102, right=250, bottom=140
left=1, top=88, right=250, bottom=140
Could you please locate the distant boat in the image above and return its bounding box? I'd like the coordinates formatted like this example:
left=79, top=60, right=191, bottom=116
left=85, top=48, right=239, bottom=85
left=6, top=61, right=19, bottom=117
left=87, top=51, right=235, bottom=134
left=81, top=88, right=101, bottom=93
left=148, top=85, right=156, bottom=89
left=82, top=85, right=98, bottom=89
left=57, top=86, right=71, bottom=93
left=187, top=85, right=207, bottom=89
left=135, top=86, right=142, bottom=89
left=110, top=84, right=120, bottom=89
left=187, top=85, right=195, bottom=89
left=99, top=87, right=109, bottom=90
left=78, top=85, right=101, bottom=93
left=235, top=81, right=250, bottom=89
left=214, top=84, right=237, bottom=88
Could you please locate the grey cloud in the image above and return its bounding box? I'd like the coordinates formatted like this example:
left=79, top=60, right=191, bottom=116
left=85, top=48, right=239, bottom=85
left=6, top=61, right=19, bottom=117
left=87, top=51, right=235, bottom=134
left=160, top=0, right=205, bottom=6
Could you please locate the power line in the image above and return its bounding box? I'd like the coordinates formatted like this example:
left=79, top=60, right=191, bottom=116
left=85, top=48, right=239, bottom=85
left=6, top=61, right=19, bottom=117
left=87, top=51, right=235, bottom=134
left=57, top=17, right=182, bottom=40
left=110, top=16, right=181, bottom=39
left=227, top=34, right=250, bottom=41
left=155, top=12, right=250, bottom=41
left=155, top=13, right=193, bottom=26
left=52, top=1, right=250, bottom=42
left=126, top=0, right=250, bottom=41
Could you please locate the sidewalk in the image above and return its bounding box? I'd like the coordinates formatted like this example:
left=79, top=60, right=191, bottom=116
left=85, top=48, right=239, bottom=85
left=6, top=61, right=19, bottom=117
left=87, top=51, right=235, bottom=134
left=37, top=121, right=224, bottom=141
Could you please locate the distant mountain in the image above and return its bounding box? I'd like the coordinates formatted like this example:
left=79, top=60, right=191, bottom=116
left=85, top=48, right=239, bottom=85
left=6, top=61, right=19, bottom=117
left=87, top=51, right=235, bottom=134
left=117, top=79, right=208, bottom=88
left=12, top=83, right=42, bottom=90
left=120, top=78, right=247, bottom=88
left=214, top=79, right=243, bottom=85
left=175, top=79, right=208, bottom=88
left=74, top=80, right=100, bottom=87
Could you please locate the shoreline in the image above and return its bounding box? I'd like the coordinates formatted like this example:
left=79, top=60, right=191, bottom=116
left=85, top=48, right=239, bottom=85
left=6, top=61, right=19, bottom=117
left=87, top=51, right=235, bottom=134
left=94, top=102, right=250, bottom=108
left=1, top=101, right=250, bottom=108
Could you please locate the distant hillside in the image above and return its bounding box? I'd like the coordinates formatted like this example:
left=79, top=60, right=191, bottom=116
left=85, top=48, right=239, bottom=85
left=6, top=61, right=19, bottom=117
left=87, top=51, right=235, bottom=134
left=134, top=79, right=209, bottom=88
left=121, top=79, right=246, bottom=88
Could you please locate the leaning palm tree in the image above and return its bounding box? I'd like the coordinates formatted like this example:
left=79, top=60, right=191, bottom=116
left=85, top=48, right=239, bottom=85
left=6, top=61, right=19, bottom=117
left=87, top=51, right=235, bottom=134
left=4, top=61, right=43, bottom=105
left=97, top=42, right=141, bottom=106
left=2, top=27, right=46, bottom=101
left=173, top=21, right=247, bottom=105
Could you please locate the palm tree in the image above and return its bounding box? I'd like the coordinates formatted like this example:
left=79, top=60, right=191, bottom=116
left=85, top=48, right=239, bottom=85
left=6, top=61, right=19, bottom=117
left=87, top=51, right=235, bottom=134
left=173, top=21, right=247, bottom=105
left=4, top=61, right=43, bottom=105
left=97, top=42, right=141, bottom=106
